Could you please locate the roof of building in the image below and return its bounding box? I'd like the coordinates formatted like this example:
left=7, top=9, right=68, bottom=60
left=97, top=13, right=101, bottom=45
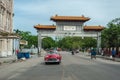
left=34, top=24, right=56, bottom=30
left=51, top=15, right=90, bottom=22
left=34, top=24, right=104, bottom=31
left=84, top=26, right=104, bottom=31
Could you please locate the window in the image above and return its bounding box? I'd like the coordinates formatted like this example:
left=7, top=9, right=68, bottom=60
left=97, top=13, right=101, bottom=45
left=1, top=7, right=5, bottom=28
left=0, top=40, right=2, bottom=51
left=6, top=12, right=10, bottom=31
left=0, top=12, right=2, bottom=27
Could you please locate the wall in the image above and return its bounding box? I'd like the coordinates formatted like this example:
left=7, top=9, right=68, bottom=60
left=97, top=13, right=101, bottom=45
left=0, top=0, right=14, bottom=57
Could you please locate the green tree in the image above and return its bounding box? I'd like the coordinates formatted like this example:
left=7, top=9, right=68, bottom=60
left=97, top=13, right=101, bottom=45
left=101, top=18, right=120, bottom=48
left=14, top=29, right=38, bottom=48
left=42, top=37, right=55, bottom=49
left=82, top=37, right=97, bottom=48
left=27, top=35, right=38, bottom=48
left=57, top=36, right=96, bottom=50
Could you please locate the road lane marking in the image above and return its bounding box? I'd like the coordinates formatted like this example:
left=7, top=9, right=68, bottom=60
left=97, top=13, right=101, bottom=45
left=70, top=72, right=79, bottom=80
left=7, top=73, right=21, bottom=80
left=61, top=63, right=65, bottom=80
left=61, top=62, right=79, bottom=80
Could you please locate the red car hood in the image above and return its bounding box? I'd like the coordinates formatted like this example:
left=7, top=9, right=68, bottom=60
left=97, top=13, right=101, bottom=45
left=46, top=54, right=59, bottom=58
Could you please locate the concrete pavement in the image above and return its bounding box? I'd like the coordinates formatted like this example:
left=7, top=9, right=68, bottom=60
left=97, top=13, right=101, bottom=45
left=0, top=55, right=17, bottom=65
left=0, top=50, right=120, bottom=66
left=96, top=55, right=120, bottom=62
left=0, top=49, right=47, bottom=66
left=78, top=51, right=120, bottom=62
left=1, top=51, right=120, bottom=80
left=0, top=55, right=45, bottom=79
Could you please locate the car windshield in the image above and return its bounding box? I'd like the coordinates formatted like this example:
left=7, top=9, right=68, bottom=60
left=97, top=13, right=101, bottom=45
left=48, top=50, right=57, bottom=54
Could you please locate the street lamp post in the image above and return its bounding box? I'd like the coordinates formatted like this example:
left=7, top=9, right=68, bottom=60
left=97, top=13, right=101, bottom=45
left=97, top=32, right=101, bottom=55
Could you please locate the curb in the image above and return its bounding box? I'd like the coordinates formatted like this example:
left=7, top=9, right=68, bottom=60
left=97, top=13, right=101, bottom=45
left=0, top=58, right=17, bottom=66
left=0, top=55, right=44, bottom=66
left=96, top=55, right=120, bottom=62
left=80, top=52, right=120, bottom=62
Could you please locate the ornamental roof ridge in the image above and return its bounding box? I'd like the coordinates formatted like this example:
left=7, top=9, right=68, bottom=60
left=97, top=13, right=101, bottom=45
left=84, top=25, right=104, bottom=27
left=84, top=25, right=104, bottom=31
left=51, top=14, right=90, bottom=22
left=34, top=24, right=56, bottom=30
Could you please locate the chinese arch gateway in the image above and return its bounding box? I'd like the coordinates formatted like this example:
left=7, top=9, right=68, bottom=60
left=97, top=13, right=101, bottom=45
left=34, top=15, right=104, bottom=52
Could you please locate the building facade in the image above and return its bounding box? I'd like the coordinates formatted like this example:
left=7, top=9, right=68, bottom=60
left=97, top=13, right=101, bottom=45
left=0, top=0, right=14, bottom=57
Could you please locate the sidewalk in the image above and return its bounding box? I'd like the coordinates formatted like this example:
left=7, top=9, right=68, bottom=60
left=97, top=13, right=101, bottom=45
left=0, top=50, right=47, bottom=66
left=0, top=55, right=17, bottom=65
left=96, top=55, right=120, bottom=62
left=0, top=55, right=44, bottom=79
left=79, top=52, right=120, bottom=62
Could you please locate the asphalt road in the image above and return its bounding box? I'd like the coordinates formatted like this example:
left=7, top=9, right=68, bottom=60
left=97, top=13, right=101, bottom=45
left=0, top=51, right=120, bottom=80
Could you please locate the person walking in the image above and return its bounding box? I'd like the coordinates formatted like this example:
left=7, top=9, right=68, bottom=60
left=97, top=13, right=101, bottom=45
left=90, top=48, right=96, bottom=59
left=71, top=50, right=74, bottom=55
left=111, top=48, right=116, bottom=61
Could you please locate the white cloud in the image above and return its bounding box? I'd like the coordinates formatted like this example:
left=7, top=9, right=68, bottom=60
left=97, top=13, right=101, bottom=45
left=14, top=0, right=120, bottom=34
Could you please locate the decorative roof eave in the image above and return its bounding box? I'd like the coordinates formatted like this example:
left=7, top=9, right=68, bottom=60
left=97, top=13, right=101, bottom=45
left=84, top=25, right=104, bottom=31
left=50, top=15, right=90, bottom=22
left=34, top=24, right=56, bottom=30
left=0, top=36, right=20, bottom=39
left=0, top=32, right=18, bottom=36
left=0, top=32, right=20, bottom=39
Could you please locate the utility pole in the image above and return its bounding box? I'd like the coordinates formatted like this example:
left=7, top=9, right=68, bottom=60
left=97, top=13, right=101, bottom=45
left=97, top=32, right=101, bottom=55
left=38, top=31, right=41, bottom=56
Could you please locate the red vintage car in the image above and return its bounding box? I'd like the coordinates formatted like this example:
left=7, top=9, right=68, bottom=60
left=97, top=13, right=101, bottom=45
left=44, top=50, right=62, bottom=64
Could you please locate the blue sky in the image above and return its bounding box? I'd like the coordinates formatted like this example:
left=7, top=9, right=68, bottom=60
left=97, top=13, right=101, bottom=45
left=14, top=0, right=120, bottom=35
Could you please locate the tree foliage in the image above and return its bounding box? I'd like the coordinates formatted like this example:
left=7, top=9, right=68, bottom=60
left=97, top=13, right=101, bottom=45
left=42, top=37, right=55, bottom=49
left=14, top=29, right=38, bottom=48
left=57, top=36, right=97, bottom=50
left=101, top=18, right=120, bottom=47
left=39, top=36, right=86, bottom=50
left=82, top=37, right=97, bottom=48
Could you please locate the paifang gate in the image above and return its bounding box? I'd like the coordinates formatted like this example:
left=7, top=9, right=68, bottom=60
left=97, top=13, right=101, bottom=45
left=34, top=14, right=104, bottom=54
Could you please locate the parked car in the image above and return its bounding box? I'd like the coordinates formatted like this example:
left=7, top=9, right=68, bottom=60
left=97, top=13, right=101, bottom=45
left=44, top=50, right=62, bottom=64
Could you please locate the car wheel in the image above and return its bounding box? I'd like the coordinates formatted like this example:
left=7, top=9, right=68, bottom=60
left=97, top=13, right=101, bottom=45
left=57, top=62, right=60, bottom=64
left=45, top=62, right=48, bottom=65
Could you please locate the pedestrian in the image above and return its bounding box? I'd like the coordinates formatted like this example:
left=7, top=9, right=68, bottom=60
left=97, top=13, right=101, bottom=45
left=71, top=50, right=74, bottom=55
left=101, top=49, right=104, bottom=56
left=88, top=48, right=91, bottom=55
left=111, top=48, right=116, bottom=61
left=16, top=49, right=19, bottom=54
left=90, top=48, right=96, bottom=59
